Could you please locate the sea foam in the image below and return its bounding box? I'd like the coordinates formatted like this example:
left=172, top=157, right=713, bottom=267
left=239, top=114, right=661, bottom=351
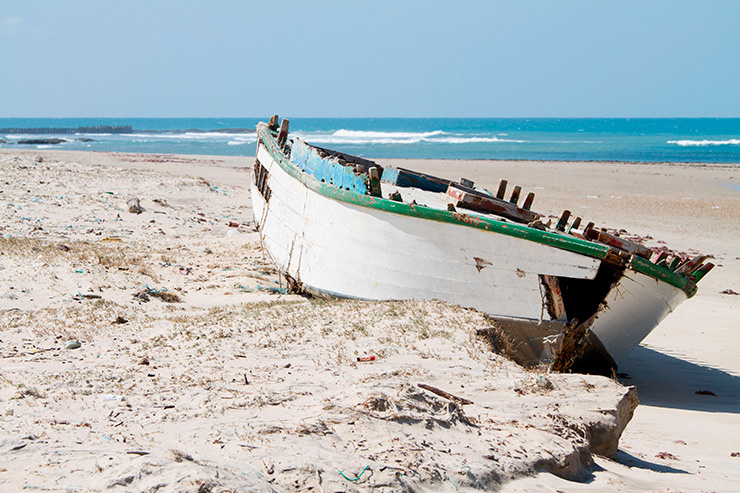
left=668, top=139, right=740, bottom=147
left=294, top=129, right=521, bottom=145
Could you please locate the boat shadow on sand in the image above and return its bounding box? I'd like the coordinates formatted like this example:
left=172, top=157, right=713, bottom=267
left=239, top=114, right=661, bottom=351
left=618, top=346, right=740, bottom=414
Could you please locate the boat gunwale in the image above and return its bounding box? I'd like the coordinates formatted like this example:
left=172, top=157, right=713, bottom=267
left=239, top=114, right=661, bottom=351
left=256, top=123, right=697, bottom=297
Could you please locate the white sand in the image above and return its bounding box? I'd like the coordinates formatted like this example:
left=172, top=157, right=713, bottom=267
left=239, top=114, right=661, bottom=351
left=1, top=149, right=738, bottom=492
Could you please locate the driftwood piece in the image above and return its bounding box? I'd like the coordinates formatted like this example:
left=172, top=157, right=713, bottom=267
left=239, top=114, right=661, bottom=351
left=417, top=383, right=473, bottom=405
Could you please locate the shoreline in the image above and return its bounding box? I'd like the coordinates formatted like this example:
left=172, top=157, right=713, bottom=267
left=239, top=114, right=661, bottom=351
left=4, top=146, right=740, bottom=167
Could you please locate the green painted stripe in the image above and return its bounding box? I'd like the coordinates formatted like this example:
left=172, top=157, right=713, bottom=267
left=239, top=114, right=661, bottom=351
left=257, top=126, right=696, bottom=297
left=631, top=256, right=697, bottom=297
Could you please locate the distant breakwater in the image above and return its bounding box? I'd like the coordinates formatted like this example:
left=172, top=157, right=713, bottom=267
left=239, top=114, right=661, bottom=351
left=1, top=126, right=255, bottom=135
left=1, top=125, right=133, bottom=134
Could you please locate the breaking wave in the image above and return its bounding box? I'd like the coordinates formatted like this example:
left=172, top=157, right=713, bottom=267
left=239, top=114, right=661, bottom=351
left=295, top=129, right=523, bottom=145
left=668, top=139, right=740, bottom=147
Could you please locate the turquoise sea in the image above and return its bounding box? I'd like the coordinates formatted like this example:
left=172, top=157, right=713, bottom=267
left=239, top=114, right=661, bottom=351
left=1, top=118, right=739, bottom=163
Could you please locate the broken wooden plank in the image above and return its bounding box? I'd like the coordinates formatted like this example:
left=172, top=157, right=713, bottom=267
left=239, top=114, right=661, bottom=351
left=382, top=167, right=451, bottom=193
left=584, top=228, right=652, bottom=259
left=417, top=383, right=473, bottom=405
left=691, top=262, right=714, bottom=281
left=541, top=275, right=567, bottom=322
left=675, top=255, right=707, bottom=275
left=447, top=183, right=538, bottom=223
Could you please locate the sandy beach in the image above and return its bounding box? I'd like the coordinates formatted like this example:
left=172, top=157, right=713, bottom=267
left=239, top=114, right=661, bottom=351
left=1, top=149, right=738, bottom=492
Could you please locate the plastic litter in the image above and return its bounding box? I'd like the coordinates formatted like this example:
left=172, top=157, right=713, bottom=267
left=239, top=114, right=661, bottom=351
left=338, top=465, right=369, bottom=482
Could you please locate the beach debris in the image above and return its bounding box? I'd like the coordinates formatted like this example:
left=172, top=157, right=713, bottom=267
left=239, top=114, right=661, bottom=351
left=127, top=197, right=143, bottom=214
left=338, top=465, right=370, bottom=483
left=55, top=243, right=70, bottom=251
left=126, top=450, right=150, bottom=456
left=417, top=383, right=473, bottom=405
left=357, top=355, right=375, bottom=362
left=72, top=293, right=102, bottom=300
left=133, top=287, right=181, bottom=303
left=695, top=390, right=718, bottom=396
left=64, top=340, right=81, bottom=350
left=152, top=198, right=172, bottom=208
left=228, top=221, right=239, bottom=227
left=256, top=284, right=287, bottom=294
left=537, top=375, right=554, bottom=390
left=171, top=449, right=196, bottom=463
left=655, top=452, right=679, bottom=461
left=113, top=316, right=128, bottom=324
left=133, top=290, right=150, bottom=302
left=720, top=289, right=739, bottom=295
left=731, top=452, right=740, bottom=457
left=139, top=357, right=149, bottom=366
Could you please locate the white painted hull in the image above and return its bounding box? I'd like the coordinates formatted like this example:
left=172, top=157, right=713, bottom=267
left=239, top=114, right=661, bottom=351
left=253, top=142, right=601, bottom=321
left=589, top=269, right=688, bottom=362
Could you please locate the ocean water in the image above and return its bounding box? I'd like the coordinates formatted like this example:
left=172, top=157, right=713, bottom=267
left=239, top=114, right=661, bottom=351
left=1, top=117, right=739, bottom=164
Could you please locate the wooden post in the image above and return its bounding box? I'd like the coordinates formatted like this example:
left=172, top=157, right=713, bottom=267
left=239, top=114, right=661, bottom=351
left=496, top=180, right=507, bottom=199
left=555, top=210, right=571, bottom=231
left=277, top=118, right=289, bottom=146
left=368, top=167, right=381, bottom=197
left=509, top=185, right=521, bottom=205
left=522, top=192, right=535, bottom=210
left=268, top=114, right=279, bottom=131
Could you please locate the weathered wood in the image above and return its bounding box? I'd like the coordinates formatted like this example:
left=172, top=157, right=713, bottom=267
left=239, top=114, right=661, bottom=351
left=509, top=185, right=522, bottom=205
left=570, top=217, right=582, bottom=231
left=496, top=180, right=508, bottom=199
left=277, top=118, right=289, bottom=146
left=268, top=114, right=279, bottom=131
left=368, top=167, right=381, bottom=197
left=417, top=383, right=473, bottom=405
left=555, top=210, right=571, bottom=232
left=691, top=262, right=714, bottom=281
left=522, top=192, right=535, bottom=210
left=653, top=251, right=669, bottom=264
left=383, top=167, right=450, bottom=193
left=675, top=255, right=707, bottom=275
left=447, top=183, right=538, bottom=223
left=541, top=275, right=567, bottom=322
left=584, top=228, right=652, bottom=259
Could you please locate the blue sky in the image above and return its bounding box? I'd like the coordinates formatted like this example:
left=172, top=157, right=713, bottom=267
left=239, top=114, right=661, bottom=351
left=1, top=1, right=738, bottom=117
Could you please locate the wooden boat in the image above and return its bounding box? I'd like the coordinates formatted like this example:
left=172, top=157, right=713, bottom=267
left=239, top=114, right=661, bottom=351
left=251, top=116, right=713, bottom=374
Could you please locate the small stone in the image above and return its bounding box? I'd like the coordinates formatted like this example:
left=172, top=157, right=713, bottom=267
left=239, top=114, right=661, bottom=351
left=127, top=197, right=143, bottom=214
left=64, top=340, right=82, bottom=350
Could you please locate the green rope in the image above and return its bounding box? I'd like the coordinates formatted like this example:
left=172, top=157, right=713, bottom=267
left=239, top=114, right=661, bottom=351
left=338, top=465, right=369, bottom=482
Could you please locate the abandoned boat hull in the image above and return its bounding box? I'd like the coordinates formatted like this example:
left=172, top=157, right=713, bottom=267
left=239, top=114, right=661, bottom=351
left=253, top=140, right=600, bottom=321
left=251, top=118, right=705, bottom=372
